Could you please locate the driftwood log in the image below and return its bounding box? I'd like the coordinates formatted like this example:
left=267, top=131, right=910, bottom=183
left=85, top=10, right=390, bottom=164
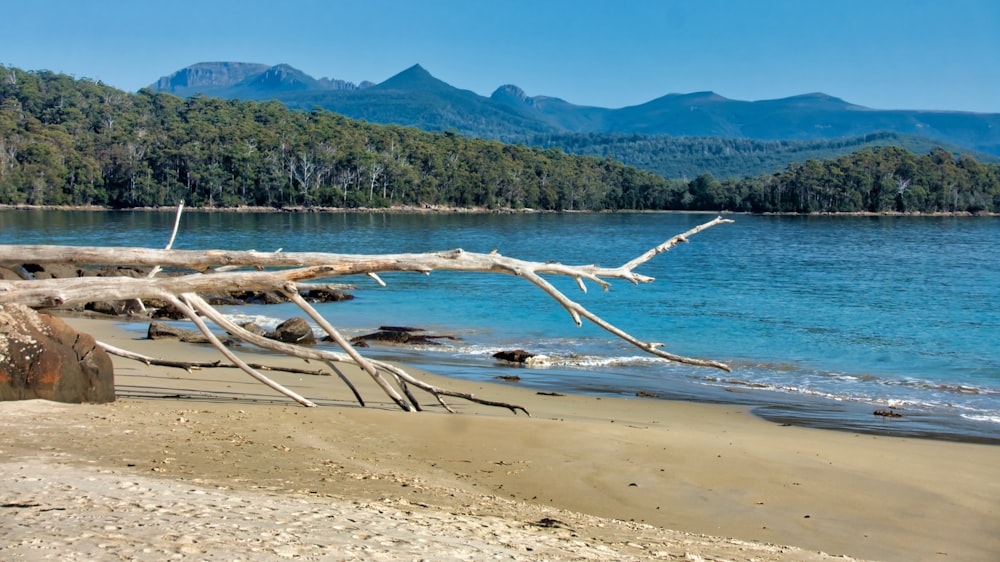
left=0, top=215, right=733, bottom=413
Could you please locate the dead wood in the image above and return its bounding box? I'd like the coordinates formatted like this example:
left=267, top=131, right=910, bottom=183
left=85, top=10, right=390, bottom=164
left=0, top=216, right=733, bottom=413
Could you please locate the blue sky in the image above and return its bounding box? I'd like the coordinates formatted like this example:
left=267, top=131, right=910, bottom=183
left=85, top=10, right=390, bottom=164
left=3, top=0, right=998, bottom=112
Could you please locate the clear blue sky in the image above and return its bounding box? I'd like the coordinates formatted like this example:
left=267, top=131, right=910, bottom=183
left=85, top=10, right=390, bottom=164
left=3, top=0, right=998, bottom=112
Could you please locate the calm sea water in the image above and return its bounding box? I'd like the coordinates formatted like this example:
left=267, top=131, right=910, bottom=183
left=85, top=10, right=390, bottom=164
left=2, top=209, right=998, bottom=443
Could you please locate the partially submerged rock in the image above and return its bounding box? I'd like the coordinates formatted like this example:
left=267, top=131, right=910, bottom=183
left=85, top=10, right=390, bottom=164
left=350, top=326, right=457, bottom=346
left=302, top=288, right=354, bottom=303
left=147, top=321, right=213, bottom=344
left=148, top=317, right=317, bottom=346
left=493, top=349, right=536, bottom=364
left=0, top=303, right=115, bottom=403
left=267, top=317, right=316, bottom=345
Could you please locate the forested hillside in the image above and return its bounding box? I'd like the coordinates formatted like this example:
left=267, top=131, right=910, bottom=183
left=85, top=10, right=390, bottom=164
left=2, top=66, right=999, bottom=213
left=0, top=67, right=670, bottom=210
left=527, top=131, right=999, bottom=180
left=688, top=146, right=999, bottom=213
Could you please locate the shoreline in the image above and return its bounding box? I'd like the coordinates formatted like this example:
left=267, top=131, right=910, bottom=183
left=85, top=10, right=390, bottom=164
left=3, top=316, right=997, bottom=561
left=108, top=314, right=1000, bottom=447
left=1, top=203, right=995, bottom=217
left=377, top=346, right=1000, bottom=447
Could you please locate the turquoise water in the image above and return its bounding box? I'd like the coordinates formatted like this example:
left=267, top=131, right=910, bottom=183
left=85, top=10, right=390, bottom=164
left=3, top=210, right=998, bottom=442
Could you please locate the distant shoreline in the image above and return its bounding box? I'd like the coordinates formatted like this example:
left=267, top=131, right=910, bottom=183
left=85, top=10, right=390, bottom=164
left=1, top=203, right=995, bottom=217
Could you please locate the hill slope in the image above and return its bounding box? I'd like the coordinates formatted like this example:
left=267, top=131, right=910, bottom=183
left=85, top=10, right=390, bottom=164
left=4, top=65, right=999, bottom=214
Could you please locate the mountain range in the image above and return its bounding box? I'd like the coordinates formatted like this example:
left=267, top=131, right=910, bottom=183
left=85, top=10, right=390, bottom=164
left=150, top=62, right=1000, bottom=158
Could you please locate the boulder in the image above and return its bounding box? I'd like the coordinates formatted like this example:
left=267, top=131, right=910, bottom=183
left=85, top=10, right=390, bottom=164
left=302, top=288, right=355, bottom=302
left=150, top=303, right=188, bottom=320
left=0, top=303, right=115, bottom=403
left=267, top=317, right=316, bottom=344
left=493, top=349, right=536, bottom=364
left=238, top=322, right=268, bottom=337
left=147, top=321, right=212, bottom=344
left=229, top=290, right=284, bottom=305
left=85, top=300, right=127, bottom=316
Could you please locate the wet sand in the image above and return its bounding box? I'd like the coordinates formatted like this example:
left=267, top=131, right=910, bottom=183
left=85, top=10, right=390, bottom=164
left=2, top=317, right=998, bottom=561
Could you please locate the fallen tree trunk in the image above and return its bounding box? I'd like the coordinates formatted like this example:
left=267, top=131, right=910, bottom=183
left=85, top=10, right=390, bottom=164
left=0, top=216, right=733, bottom=412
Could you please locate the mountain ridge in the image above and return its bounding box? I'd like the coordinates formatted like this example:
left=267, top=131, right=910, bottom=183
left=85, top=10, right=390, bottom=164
left=148, top=62, right=1000, bottom=156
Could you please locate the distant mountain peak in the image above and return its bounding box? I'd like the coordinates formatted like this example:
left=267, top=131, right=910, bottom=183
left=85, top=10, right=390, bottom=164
left=661, top=91, right=729, bottom=103
left=243, top=64, right=319, bottom=91
left=149, top=61, right=369, bottom=97
left=373, top=64, right=454, bottom=92
left=491, top=84, right=529, bottom=103
left=151, top=62, right=271, bottom=93
left=145, top=61, right=999, bottom=156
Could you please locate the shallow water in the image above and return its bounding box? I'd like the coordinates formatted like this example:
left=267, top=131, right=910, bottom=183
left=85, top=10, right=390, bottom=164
left=3, top=209, right=998, bottom=442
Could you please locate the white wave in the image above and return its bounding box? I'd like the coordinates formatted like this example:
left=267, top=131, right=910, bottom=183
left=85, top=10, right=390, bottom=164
left=222, top=312, right=285, bottom=331
left=959, top=413, right=1000, bottom=424
left=521, top=353, right=666, bottom=369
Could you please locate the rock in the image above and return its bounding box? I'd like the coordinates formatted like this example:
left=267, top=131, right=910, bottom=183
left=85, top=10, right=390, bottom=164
left=349, top=327, right=456, bottom=346
left=20, top=263, right=82, bottom=279
left=147, top=321, right=212, bottom=344
left=204, top=295, right=250, bottom=306
left=238, top=322, right=268, bottom=337
left=493, top=349, right=536, bottom=364
left=351, top=330, right=417, bottom=345
left=378, top=325, right=423, bottom=333
left=150, top=304, right=188, bottom=320
left=85, top=300, right=127, bottom=316
left=267, top=317, right=315, bottom=345
left=302, top=288, right=354, bottom=302
left=0, top=304, right=115, bottom=403
left=85, top=265, right=150, bottom=278
left=229, top=291, right=284, bottom=305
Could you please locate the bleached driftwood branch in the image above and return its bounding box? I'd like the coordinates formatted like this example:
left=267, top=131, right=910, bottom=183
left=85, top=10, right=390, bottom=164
left=0, top=216, right=732, bottom=412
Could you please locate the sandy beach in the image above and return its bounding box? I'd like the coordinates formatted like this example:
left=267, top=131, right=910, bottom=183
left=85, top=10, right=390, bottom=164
left=2, top=317, right=998, bottom=561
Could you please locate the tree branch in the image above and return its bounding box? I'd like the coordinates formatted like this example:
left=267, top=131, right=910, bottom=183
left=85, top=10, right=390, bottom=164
left=0, top=216, right=732, bottom=411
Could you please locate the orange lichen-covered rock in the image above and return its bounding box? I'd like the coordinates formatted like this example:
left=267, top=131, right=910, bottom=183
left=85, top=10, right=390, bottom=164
left=0, top=304, right=114, bottom=403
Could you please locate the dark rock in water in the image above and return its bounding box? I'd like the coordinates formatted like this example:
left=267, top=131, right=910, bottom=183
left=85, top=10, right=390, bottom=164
left=267, top=317, right=316, bottom=344
left=204, top=295, right=250, bottom=306
left=303, top=288, right=354, bottom=302
left=493, top=349, right=536, bottom=364
left=0, top=303, right=115, bottom=403
left=350, top=327, right=455, bottom=346
left=147, top=321, right=212, bottom=344
left=874, top=408, right=904, bottom=418
left=229, top=290, right=285, bottom=305
left=352, top=330, right=418, bottom=345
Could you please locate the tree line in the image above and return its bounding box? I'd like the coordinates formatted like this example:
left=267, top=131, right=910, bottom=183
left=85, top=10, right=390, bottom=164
left=526, top=131, right=997, bottom=182
left=2, top=66, right=998, bottom=213
left=685, top=145, right=999, bottom=213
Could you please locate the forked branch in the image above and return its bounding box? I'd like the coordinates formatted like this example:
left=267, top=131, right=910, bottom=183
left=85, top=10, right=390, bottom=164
left=0, top=216, right=732, bottom=413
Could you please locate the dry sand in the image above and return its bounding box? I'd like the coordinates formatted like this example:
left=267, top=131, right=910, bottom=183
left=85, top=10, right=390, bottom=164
left=2, top=317, right=998, bottom=561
